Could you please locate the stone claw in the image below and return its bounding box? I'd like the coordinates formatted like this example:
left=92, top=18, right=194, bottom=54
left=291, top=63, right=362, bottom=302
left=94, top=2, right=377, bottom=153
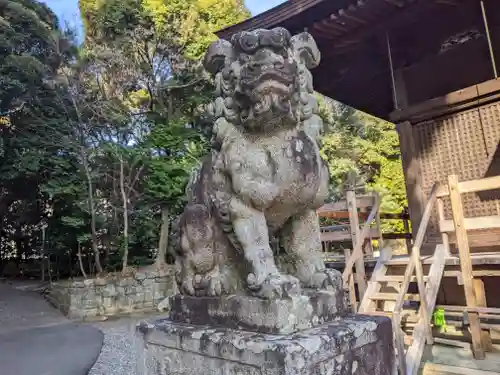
left=180, top=276, right=195, bottom=295
left=308, top=269, right=342, bottom=291
left=250, top=273, right=301, bottom=299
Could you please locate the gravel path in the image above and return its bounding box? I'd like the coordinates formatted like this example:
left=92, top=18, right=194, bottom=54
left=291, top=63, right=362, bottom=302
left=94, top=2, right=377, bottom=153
left=88, top=313, right=164, bottom=375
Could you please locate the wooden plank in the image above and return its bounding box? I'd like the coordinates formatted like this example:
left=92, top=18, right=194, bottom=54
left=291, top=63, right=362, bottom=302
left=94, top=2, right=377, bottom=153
left=390, top=77, right=500, bottom=123
left=443, top=270, right=500, bottom=279
left=382, top=232, right=413, bottom=240
left=473, top=278, right=493, bottom=352
left=320, top=228, right=379, bottom=242
left=436, top=305, right=500, bottom=315
left=370, top=292, right=420, bottom=301
left=358, top=246, right=393, bottom=313
left=347, top=188, right=367, bottom=299
left=316, top=196, right=375, bottom=213
left=394, top=182, right=437, bottom=357
left=393, top=312, right=408, bottom=375
left=437, top=176, right=500, bottom=197
left=405, top=244, right=447, bottom=375
left=403, top=209, right=413, bottom=252
left=439, top=216, right=500, bottom=232
left=317, top=210, right=354, bottom=219
left=342, top=195, right=381, bottom=287
left=437, top=198, right=451, bottom=257
left=344, top=248, right=357, bottom=312
left=459, top=176, right=500, bottom=195
left=376, top=275, right=429, bottom=283
left=448, top=174, right=485, bottom=360
left=381, top=212, right=411, bottom=220
left=396, top=121, right=425, bottom=239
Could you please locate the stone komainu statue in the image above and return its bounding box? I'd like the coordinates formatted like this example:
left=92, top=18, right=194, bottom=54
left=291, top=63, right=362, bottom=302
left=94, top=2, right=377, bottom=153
left=173, top=27, right=341, bottom=299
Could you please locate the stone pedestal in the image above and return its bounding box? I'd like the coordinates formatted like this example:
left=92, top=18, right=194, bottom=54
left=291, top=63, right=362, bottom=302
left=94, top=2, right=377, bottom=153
left=136, top=292, right=394, bottom=375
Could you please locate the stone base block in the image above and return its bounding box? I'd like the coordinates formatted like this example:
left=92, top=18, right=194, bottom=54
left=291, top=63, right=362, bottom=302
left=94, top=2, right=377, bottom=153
left=136, top=314, right=394, bottom=375
left=169, top=289, right=348, bottom=335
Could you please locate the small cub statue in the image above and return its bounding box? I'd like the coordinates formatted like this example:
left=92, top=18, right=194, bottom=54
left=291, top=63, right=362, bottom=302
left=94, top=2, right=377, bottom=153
left=172, top=27, right=341, bottom=299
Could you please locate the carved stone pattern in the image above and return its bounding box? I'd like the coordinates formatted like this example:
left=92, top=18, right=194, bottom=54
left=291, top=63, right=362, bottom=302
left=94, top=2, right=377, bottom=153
left=172, top=27, right=341, bottom=299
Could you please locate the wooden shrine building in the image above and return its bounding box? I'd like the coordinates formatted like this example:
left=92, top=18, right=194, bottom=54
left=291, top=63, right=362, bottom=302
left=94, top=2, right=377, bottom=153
left=218, top=0, right=500, bottom=253
left=218, top=1, right=500, bottom=374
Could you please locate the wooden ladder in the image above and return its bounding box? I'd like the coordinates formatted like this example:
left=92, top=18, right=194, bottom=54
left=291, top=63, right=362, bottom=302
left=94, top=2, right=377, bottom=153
left=355, top=184, right=447, bottom=375
left=358, top=245, right=446, bottom=375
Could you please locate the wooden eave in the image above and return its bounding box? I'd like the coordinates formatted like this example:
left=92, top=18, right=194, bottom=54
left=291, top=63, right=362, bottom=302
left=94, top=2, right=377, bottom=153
left=216, top=0, right=476, bottom=121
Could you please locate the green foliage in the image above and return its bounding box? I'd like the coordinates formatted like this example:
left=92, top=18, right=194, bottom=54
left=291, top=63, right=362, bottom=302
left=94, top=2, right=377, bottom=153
left=319, top=98, right=408, bottom=233
left=0, top=0, right=407, bottom=279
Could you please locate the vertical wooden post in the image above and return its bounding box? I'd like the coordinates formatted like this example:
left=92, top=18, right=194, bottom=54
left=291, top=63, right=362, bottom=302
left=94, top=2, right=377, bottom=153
left=397, top=121, right=425, bottom=245
left=344, top=247, right=358, bottom=312
left=448, top=174, right=485, bottom=359
left=394, top=69, right=409, bottom=109
left=403, top=207, right=412, bottom=253
left=473, top=278, right=493, bottom=352
left=437, top=198, right=451, bottom=256
left=375, top=192, right=383, bottom=254
left=392, top=312, right=407, bottom=375
left=346, top=184, right=367, bottom=300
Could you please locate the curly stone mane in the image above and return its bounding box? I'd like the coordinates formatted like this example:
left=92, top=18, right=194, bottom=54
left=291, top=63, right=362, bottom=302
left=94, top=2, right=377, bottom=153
left=204, top=27, right=323, bottom=139
left=170, top=27, right=337, bottom=299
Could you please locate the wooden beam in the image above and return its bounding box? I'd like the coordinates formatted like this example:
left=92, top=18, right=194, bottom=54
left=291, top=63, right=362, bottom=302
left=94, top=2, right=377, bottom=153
left=322, top=1, right=439, bottom=59
left=347, top=184, right=367, bottom=299
left=412, top=184, right=439, bottom=346
left=473, top=278, right=494, bottom=352
left=440, top=215, right=500, bottom=232
left=342, top=195, right=381, bottom=287
left=406, top=244, right=447, bottom=375
left=437, top=175, right=500, bottom=197
left=390, top=77, right=500, bottom=124
left=358, top=246, right=393, bottom=313
left=317, top=195, right=376, bottom=212
left=397, top=121, right=425, bottom=239
left=436, top=305, right=500, bottom=315
left=437, top=198, right=451, bottom=256
left=344, top=248, right=357, bottom=312
left=320, top=228, right=380, bottom=242
left=448, top=174, right=485, bottom=360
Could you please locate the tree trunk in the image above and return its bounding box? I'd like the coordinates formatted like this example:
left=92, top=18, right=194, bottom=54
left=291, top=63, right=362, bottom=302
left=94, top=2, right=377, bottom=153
left=120, top=158, right=129, bottom=274
left=68, top=77, right=103, bottom=275
left=77, top=241, right=88, bottom=279
left=155, top=207, right=170, bottom=268
left=82, top=148, right=103, bottom=274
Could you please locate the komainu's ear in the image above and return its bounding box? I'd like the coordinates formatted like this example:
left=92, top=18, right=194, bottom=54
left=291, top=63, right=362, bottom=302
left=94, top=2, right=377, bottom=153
left=290, top=32, right=321, bottom=69
left=203, top=39, right=235, bottom=75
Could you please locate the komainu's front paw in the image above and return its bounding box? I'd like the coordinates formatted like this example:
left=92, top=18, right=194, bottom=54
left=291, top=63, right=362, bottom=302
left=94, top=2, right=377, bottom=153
left=248, top=272, right=301, bottom=299
left=193, top=271, right=223, bottom=297
left=307, top=269, right=342, bottom=291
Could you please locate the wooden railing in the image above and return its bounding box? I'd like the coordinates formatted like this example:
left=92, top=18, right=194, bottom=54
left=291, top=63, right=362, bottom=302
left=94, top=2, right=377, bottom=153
left=393, top=174, right=500, bottom=372
left=434, top=174, right=500, bottom=360
left=341, top=193, right=381, bottom=303
left=392, top=183, right=438, bottom=374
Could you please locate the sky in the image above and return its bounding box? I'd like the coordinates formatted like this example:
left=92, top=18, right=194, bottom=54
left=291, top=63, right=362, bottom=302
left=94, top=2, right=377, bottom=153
left=39, top=0, right=287, bottom=36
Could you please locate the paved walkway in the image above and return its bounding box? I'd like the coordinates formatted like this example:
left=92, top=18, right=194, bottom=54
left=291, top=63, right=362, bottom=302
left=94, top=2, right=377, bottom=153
left=0, top=281, right=104, bottom=375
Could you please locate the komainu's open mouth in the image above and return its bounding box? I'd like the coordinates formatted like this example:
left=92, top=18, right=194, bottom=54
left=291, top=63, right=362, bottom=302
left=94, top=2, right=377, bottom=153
left=253, top=79, right=292, bottom=97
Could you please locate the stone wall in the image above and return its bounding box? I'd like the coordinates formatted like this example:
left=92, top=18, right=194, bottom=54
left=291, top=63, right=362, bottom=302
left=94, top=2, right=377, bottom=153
left=46, top=266, right=177, bottom=319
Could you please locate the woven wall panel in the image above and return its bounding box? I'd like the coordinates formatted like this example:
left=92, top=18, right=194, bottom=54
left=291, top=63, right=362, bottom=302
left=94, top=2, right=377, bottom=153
left=412, top=101, right=500, bottom=238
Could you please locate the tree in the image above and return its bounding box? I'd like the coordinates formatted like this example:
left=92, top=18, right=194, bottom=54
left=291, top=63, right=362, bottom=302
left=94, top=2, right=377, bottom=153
left=318, top=97, right=407, bottom=234
left=77, top=0, right=249, bottom=269
left=0, top=0, right=79, bottom=270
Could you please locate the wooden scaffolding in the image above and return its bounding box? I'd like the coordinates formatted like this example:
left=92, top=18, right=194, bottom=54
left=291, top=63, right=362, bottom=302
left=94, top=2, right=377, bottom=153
left=324, top=175, right=500, bottom=375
